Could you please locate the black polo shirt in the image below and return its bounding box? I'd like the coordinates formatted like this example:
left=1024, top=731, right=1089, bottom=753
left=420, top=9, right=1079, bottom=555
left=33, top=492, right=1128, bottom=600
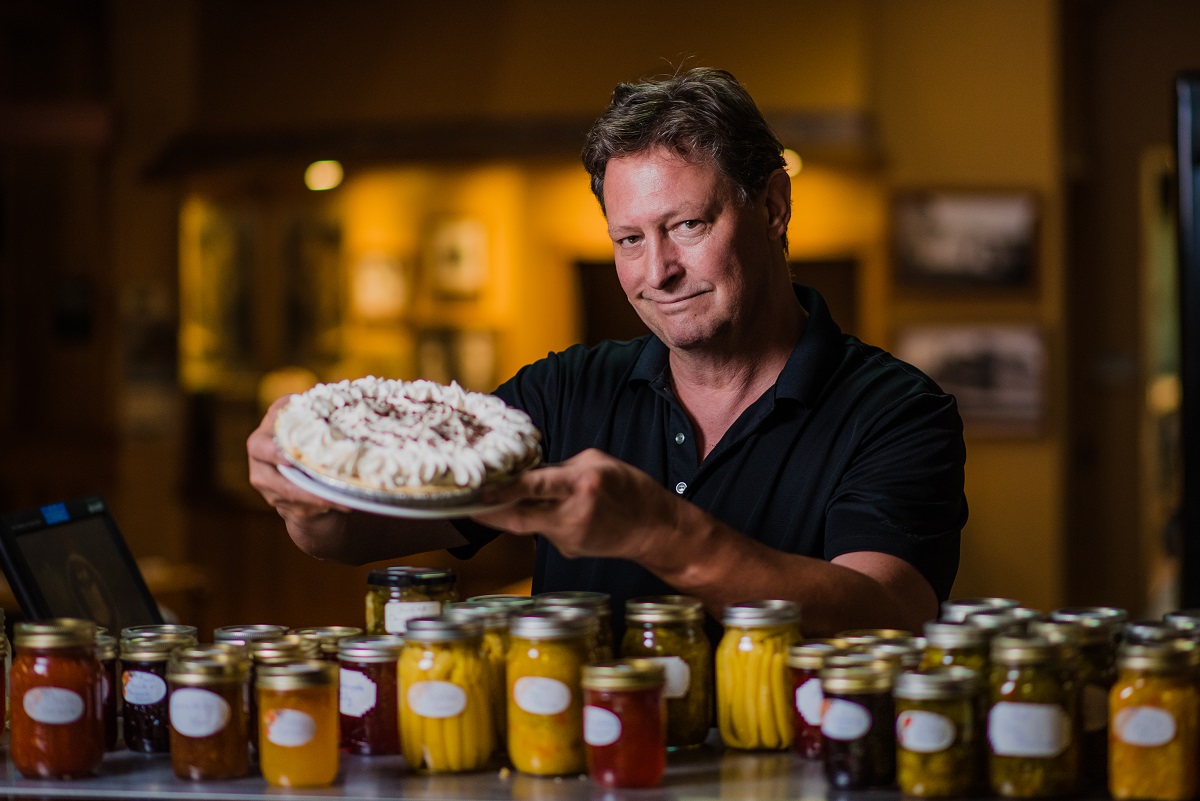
left=452, top=284, right=966, bottom=645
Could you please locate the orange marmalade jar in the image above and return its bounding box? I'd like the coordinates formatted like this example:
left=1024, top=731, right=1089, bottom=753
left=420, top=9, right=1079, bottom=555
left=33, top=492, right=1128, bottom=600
left=256, top=660, right=340, bottom=788
left=10, top=619, right=104, bottom=778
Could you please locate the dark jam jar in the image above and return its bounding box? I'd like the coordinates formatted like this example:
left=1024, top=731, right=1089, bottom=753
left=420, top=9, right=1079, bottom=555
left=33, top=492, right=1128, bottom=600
left=786, top=639, right=843, bottom=760
left=581, top=660, right=667, bottom=789
left=337, top=635, right=405, bottom=755
left=365, top=566, right=457, bottom=636
left=94, top=633, right=119, bottom=751
left=11, top=619, right=105, bottom=778
left=168, top=648, right=251, bottom=780
left=819, top=664, right=896, bottom=789
left=121, top=636, right=178, bottom=753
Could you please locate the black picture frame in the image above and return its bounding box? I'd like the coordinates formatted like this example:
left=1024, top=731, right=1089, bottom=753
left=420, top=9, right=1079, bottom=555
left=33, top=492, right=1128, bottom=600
left=0, top=496, right=163, bottom=633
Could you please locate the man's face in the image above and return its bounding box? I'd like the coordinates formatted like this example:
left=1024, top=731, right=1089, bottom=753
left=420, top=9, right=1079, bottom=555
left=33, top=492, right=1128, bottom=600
left=603, top=147, right=778, bottom=354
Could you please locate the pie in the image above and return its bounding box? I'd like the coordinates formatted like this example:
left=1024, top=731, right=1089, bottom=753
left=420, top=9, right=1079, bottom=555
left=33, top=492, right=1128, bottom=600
left=274, top=376, right=541, bottom=502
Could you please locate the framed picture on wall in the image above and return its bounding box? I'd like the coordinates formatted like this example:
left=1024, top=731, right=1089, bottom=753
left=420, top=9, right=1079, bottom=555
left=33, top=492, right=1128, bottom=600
left=891, top=189, right=1039, bottom=289
left=427, top=218, right=488, bottom=298
left=894, top=323, right=1047, bottom=436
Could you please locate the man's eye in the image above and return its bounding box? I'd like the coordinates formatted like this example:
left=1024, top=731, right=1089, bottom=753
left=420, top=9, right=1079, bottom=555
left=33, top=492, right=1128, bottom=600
left=678, top=220, right=704, bottom=232
left=618, top=235, right=641, bottom=246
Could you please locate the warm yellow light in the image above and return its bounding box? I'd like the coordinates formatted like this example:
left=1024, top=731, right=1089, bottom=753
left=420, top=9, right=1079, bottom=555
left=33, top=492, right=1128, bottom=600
left=782, top=148, right=802, bottom=177
left=305, top=160, right=343, bottom=191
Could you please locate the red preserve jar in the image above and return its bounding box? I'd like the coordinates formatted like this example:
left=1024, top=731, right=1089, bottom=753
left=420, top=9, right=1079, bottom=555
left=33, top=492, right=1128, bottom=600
left=337, top=634, right=405, bottom=755
left=11, top=618, right=105, bottom=778
left=581, top=660, right=666, bottom=789
left=786, top=639, right=843, bottom=760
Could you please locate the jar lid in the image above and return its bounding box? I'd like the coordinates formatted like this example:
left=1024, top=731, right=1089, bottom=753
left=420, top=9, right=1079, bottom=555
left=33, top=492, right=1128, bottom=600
left=213, top=624, right=290, bottom=644
left=581, top=659, right=665, bottom=692
left=990, top=632, right=1057, bottom=664
left=173, top=643, right=250, bottom=664
left=169, top=653, right=250, bottom=681
left=1164, top=609, right=1200, bottom=633
left=1118, top=640, right=1197, bottom=672
left=121, top=636, right=183, bottom=662
left=820, top=664, right=894, bottom=694
left=1028, top=620, right=1084, bottom=653
left=94, top=633, right=118, bottom=660
left=404, top=616, right=479, bottom=643
left=625, top=595, right=704, bottom=624
left=862, top=639, right=925, bottom=670
left=940, top=596, right=1020, bottom=623
left=510, top=608, right=594, bottom=639
left=256, top=659, right=338, bottom=690
left=467, top=594, right=536, bottom=611
left=924, top=620, right=987, bottom=649
left=722, top=599, right=801, bottom=628
left=1124, top=619, right=1189, bottom=644
left=367, top=566, right=456, bottom=589
left=824, top=650, right=901, bottom=674
left=443, top=603, right=511, bottom=631
left=535, top=591, right=612, bottom=617
left=290, top=626, right=364, bottom=655
left=895, top=666, right=980, bottom=700
left=251, top=634, right=321, bottom=663
left=121, top=623, right=199, bottom=641
left=1048, top=607, right=1126, bottom=644
left=786, top=639, right=844, bottom=670
left=964, top=606, right=1043, bottom=635
left=337, top=635, right=406, bottom=662
left=837, top=628, right=914, bottom=645
left=14, top=618, right=96, bottom=649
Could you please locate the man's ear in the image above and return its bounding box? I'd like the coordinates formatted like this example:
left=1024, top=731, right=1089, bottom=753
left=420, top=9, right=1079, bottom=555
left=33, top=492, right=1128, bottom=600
left=763, top=168, right=792, bottom=239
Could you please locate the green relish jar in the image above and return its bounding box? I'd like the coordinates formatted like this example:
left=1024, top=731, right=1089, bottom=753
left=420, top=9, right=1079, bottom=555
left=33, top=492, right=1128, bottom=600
left=895, top=666, right=981, bottom=797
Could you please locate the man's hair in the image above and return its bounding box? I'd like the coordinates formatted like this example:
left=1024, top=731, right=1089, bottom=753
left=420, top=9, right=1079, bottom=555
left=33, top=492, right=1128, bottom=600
left=581, top=67, right=786, bottom=214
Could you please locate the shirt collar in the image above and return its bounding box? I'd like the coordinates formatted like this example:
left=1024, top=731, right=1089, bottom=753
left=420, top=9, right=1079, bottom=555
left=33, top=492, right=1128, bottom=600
left=628, top=283, right=844, bottom=407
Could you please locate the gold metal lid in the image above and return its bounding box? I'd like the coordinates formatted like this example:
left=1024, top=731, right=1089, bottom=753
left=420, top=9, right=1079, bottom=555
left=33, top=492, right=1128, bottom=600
left=990, top=632, right=1057, bottom=664
left=940, top=597, right=1019, bottom=623
left=337, top=635, right=407, bottom=662
left=923, top=620, right=987, bottom=649
left=722, top=599, right=801, bottom=628
left=1117, top=640, right=1195, bottom=673
left=290, top=626, right=364, bottom=655
left=1028, top=620, right=1085, bottom=657
left=786, top=639, right=845, bottom=670
left=895, top=666, right=980, bottom=700
left=443, top=603, right=511, bottom=631
left=1164, top=609, right=1200, bottom=634
left=212, top=624, right=290, bottom=644
left=837, top=628, right=914, bottom=645
left=510, top=608, right=594, bottom=640
left=535, top=591, right=612, bottom=620
left=863, top=639, right=926, bottom=670
left=404, top=616, right=480, bottom=643
left=250, top=634, right=321, bottom=663
left=256, top=659, right=338, bottom=690
left=581, top=659, right=665, bottom=692
left=820, top=664, right=894, bottom=694
left=625, top=595, right=704, bottom=624
left=169, top=652, right=250, bottom=682
left=172, top=643, right=250, bottom=664
left=14, top=618, right=96, bottom=649
left=121, top=624, right=199, bottom=641
left=1124, top=620, right=1189, bottom=644
left=825, top=649, right=902, bottom=675
left=467, top=594, right=536, bottom=611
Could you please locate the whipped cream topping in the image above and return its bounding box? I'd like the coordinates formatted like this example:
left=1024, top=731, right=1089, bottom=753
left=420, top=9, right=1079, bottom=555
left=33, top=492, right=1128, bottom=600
left=275, top=377, right=541, bottom=491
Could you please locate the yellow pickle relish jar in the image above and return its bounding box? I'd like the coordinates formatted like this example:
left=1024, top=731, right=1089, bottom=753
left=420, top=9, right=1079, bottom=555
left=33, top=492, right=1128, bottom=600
left=506, top=608, right=592, bottom=775
left=256, top=660, right=340, bottom=788
left=366, top=566, right=457, bottom=636
left=716, top=599, right=801, bottom=750
left=443, top=602, right=512, bottom=750
left=894, top=665, right=982, bottom=797
left=620, top=594, right=713, bottom=749
left=399, top=616, right=495, bottom=773
left=1109, top=641, right=1199, bottom=801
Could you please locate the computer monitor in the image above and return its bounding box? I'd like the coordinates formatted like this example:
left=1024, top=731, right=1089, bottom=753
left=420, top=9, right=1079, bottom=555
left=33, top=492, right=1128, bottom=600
left=0, top=496, right=163, bottom=634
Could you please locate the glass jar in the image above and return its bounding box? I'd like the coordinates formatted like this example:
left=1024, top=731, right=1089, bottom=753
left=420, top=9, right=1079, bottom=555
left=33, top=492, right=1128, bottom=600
left=213, top=624, right=290, bottom=645
left=256, top=660, right=340, bottom=788
left=399, top=617, right=494, bottom=773
left=716, top=600, right=802, bottom=750
left=836, top=627, right=914, bottom=645
left=620, top=594, right=712, bottom=749
left=1108, top=642, right=1198, bottom=801
left=337, top=634, right=405, bottom=756
left=941, top=597, right=1020, bottom=623
left=168, top=650, right=251, bottom=780
left=507, top=609, right=591, bottom=775
left=922, top=620, right=989, bottom=673
left=895, top=666, right=981, bottom=797
left=121, top=636, right=177, bottom=753
left=249, top=634, right=321, bottom=752
left=121, top=623, right=199, bottom=641
left=94, top=632, right=119, bottom=751
left=581, top=660, right=666, bottom=788
left=535, top=591, right=614, bottom=661
left=365, top=566, right=457, bottom=635
left=444, top=602, right=511, bottom=749
left=967, top=606, right=1045, bottom=636
left=819, top=664, right=895, bottom=789
left=987, top=633, right=1078, bottom=797
left=786, top=639, right=843, bottom=760
left=10, top=619, right=104, bottom=778
left=291, top=626, right=363, bottom=662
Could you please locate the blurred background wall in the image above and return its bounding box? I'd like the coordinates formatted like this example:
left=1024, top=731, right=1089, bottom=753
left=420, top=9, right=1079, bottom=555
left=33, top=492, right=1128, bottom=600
left=1, top=0, right=1197, bottom=633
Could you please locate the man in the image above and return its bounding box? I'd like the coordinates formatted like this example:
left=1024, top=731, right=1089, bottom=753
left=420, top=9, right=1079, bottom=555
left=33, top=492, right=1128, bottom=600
left=247, top=67, right=966, bottom=641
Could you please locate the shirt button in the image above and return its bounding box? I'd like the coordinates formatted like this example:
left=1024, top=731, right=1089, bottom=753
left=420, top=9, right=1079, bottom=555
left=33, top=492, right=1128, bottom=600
left=675, top=481, right=687, bottom=494
left=674, top=433, right=686, bottom=445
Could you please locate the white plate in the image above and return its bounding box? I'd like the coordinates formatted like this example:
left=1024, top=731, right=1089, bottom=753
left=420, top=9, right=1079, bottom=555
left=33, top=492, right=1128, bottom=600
left=277, top=465, right=514, bottom=519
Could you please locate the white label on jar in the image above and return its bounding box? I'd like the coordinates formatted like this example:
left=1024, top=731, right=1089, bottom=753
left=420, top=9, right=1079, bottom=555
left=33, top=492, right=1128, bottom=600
left=821, top=698, right=872, bottom=741
left=339, top=668, right=378, bottom=717
left=896, top=709, right=956, bottom=753
left=266, top=708, right=317, bottom=747
left=407, top=681, right=467, bottom=718
left=384, top=600, right=442, bottom=634
left=123, top=670, right=167, bottom=705
left=23, top=687, right=83, bottom=724
left=1114, top=706, right=1177, bottom=747
left=644, top=656, right=690, bottom=699
left=583, top=705, right=622, bottom=746
left=170, top=687, right=231, bottom=738
left=1083, top=683, right=1109, bottom=733
left=796, top=678, right=823, bottom=726
left=987, top=702, right=1071, bottom=757
left=513, top=676, right=572, bottom=716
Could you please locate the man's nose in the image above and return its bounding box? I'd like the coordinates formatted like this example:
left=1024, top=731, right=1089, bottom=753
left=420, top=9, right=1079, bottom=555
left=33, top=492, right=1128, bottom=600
left=645, top=236, right=681, bottom=288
